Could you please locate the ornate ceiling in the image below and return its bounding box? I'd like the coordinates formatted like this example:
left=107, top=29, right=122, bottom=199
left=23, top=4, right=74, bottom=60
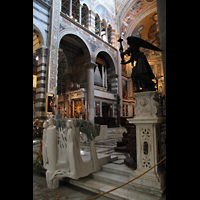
left=117, top=0, right=157, bottom=38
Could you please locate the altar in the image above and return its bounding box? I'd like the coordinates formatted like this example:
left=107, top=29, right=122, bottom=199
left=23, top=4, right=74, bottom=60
left=59, top=87, right=116, bottom=127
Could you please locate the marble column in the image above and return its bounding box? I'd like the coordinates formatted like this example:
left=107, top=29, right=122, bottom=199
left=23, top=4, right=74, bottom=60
left=108, top=74, right=119, bottom=121
left=85, top=62, right=96, bottom=123
left=47, top=0, right=60, bottom=93
left=79, top=4, right=82, bottom=24
left=156, top=0, right=166, bottom=102
left=87, top=10, right=95, bottom=33
left=35, top=46, right=48, bottom=121
left=69, top=0, right=72, bottom=17
left=105, top=25, right=108, bottom=42
left=111, top=29, right=116, bottom=47
left=85, top=62, right=100, bottom=171
left=99, top=21, right=101, bottom=37
left=104, top=66, right=107, bottom=88
left=102, top=65, right=104, bottom=87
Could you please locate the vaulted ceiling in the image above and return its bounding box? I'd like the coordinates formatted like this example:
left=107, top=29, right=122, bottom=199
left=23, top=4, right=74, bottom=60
left=116, top=0, right=157, bottom=39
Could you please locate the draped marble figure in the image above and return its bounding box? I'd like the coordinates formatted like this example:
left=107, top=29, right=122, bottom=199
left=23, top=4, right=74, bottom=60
left=65, top=120, right=90, bottom=179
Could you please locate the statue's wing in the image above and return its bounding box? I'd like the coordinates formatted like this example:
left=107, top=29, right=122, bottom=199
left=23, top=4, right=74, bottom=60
left=127, top=36, right=162, bottom=51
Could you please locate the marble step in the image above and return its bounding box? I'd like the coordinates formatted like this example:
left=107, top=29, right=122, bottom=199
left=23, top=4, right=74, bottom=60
left=91, top=170, right=132, bottom=190
left=101, top=163, right=133, bottom=177
left=69, top=176, right=160, bottom=200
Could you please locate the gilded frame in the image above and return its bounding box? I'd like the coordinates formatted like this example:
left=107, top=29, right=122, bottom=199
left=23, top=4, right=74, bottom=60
left=46, top=93, right=54, bottom=115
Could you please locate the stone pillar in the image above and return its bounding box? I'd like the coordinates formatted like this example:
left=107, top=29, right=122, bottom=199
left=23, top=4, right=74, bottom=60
left=105, top=25, right=108, bottom=42
left=85, top=62, right=96, bottom=123
left=102, top=65, right=104, bottom=87
left=79, top=4, right=82, bottom=24
left=111, top=29, right=116, bottom=47
left=108, top=74, right=119, bottom=121
left=35, top=46, right=48, bottom=121
left=104, top=67, right=107, bottom=88
left=128, top=91, right=166, bottom=197
left=156, top=0, right=166, bottom=102
left=69, top=0, right=72, bottom=17
left=47, top=0, right=60, bottom=93
left=99, top=21, right=101, bottom=37
left=87, top=10, right=95, bottom=33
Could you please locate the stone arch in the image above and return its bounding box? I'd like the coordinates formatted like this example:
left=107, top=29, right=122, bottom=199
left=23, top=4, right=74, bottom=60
left=80, top=0, right=91, bottom=10
left=81, top=3, right=89, bottom=28
left=59, top=30, right=92, bottom=63
left=93, top=48, right=117, bottom=75
left=33, top=18, right=46, bottom=47
left=125, top=5, right=157, bottom=38
left=58, top=49, right=69, bottom=77
left=94, top=4, right=115, bottom=28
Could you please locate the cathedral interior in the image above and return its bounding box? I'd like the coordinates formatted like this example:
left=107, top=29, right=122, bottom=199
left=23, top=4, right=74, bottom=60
left=33, top=0, right=166, bottom=124
left=33, top=1, right=166, bottom=199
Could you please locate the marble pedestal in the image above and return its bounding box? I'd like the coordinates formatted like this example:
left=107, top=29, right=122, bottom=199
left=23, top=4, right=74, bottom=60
left=128, top=91, right=166, bottom=197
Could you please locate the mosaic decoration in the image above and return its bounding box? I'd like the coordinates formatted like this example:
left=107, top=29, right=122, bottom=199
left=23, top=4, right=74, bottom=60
left=120, top=0, right=156, bottom=37
left=95, top=5, right=112, bottom=25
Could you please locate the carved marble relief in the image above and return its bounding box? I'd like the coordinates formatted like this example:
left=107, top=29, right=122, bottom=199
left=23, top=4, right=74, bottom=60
left=133, top=91, right=159, bottom=118
left=141, top=127, right=151, bottom=168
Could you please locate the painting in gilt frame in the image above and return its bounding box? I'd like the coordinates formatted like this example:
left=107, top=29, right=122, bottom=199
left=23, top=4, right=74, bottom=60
left=96, top=102, right=100, bottom=116
left=46, top=93, right=54, bottom=115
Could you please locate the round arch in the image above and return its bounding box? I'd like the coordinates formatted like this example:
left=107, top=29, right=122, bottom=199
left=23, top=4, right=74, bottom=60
left=33, top=18, right=46, bottom=47
left=125, top=5, right=157, bottom=38
left=93, top=48, right=117, bottom=75
left=59, top=30, right=92, bottom=63
left=80, top=0, right=91, bottom=10
left=94, top=4, right=115, bottom=28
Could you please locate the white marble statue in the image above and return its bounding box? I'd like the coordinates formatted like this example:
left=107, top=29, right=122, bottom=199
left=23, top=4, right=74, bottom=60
left=48, top=117, right=55, bottom=130
left=45, top=118, right=111, bottom=189
left=66, top=120, right=88, bottom=179
left=45, top=117, right=59, bottom=189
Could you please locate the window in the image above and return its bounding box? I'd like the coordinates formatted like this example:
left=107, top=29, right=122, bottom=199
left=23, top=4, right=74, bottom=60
left=61, top=0, right=70, bottom=16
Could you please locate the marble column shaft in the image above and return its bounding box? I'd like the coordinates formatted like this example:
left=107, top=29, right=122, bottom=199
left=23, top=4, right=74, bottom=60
left=85, top=62, right=96, bottom=123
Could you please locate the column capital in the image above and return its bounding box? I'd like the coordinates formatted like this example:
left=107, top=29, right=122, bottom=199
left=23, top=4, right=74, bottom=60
left=84, top=62, right=96, bottom=69
left=36, top=46, right=48, bottom=57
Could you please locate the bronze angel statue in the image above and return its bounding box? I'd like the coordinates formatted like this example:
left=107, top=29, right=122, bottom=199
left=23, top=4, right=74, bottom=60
left=118, top=36, right=162, bottom=93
